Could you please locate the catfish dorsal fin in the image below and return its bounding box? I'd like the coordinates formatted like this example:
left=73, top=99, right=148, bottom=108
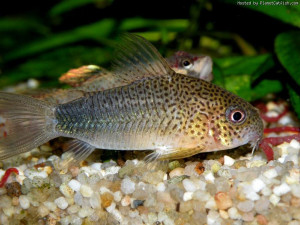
left=112, top=33, right=175, bottom=83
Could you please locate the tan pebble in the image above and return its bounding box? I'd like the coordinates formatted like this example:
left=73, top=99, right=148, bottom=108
left=214, top=192, right=233, bottom=210
left=69, top=166, right=79, bottom=177
left=218, top=157, right=224, bottom=165
left=179, top=200, right=193, bottom=213
left=101, top=192, right=114, bottom=208
left=110, top=180, right=121, bottom=192
left=157, top=191, right=175, bottom=204
left=137, top=206, right=148, bottom=215
left=234, top=160, right=247, bottom=169
left=121, top=195, right=131, bottom=206
left=291, top=197, right=300, bottom=207
left=31, top=157, right=39, bottom=163
left=12, top=196, right=19, bottom=206
left=44, top=166, right=53, bottom=175
left=228, top=186, right=237, bottom=199
left=80, top=160, right=88, bottom=167
left=194, top=162, right=205, bottom=175
left=242, top=212, right=254, bottom=222
left=219, top=209, right=229, bottom=219
left=256, top=214, right=268, bottom=225
left=169, top=167, right=185, bottom=178
left=38, top=204, right=50, bottom=217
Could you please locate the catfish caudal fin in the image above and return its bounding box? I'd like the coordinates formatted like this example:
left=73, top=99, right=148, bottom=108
left=0, top=92, right=58, bottom=159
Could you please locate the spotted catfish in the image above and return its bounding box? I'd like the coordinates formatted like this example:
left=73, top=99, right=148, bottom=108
left=0, top=34, right=263, bottom=163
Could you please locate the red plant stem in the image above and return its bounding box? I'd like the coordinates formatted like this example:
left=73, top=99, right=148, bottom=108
left=264, top=127, right=300, bottom=134
left=259, top=134, right=300, bottom=161
left=0, top=168, right=19, bottom=188
left=260, top=106, right=288, bottom=123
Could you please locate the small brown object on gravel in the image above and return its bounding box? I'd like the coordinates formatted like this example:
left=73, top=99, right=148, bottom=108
left=194, top=162, right=205, bottom=175
left=5, top=182, right=22, bottom=197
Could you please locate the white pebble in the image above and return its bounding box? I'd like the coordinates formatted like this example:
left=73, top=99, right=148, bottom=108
left=129, top=209, right=139, bottom=218
left=0, top=169, right=5, bottom=179
left=78, top=206, right=94, bottom=218
left=80, top=184, right=93, bottom=198
left=228, top=207, right=242, bottom=220
left=262, top=187, right=272, bottom=196
left=156, top=182, right=166, bottom=192
left=183, top=192, right=193, bottom=201
left=70, top=215, right=82, bottom=225
left=286, top=169, right=300, bottom=184
left=163, top=173, right=168, bottom=180
left=54, top=197, right=68, bottom=209
left=169, top=167, right=185, bottom=178
left=104, top=166, right=121, bottom=176
left=269, top=194, right=280, bottom=206
left=291, top=184, right=300, bottom=198
left=90, top=163, right=102, bottom=171
left=224, top=155, right=235, bottom=166
left=110, top=208, right=123, bottom=222
left=237, top=200, right=254, bottom=212
left=3, top=206, right=14, bottom=217
left=68, top=179, right=81, bottom=192
left=245, top=191, right=260, bottom=201
left=182, top=179, right=197, bottom=192
left=251, top=178, right=266, bottom=192
left=99, top=186, right=112, bottom=194
left=205, top=197, right=217, bottom=210
left=278, top=115, right=292, bottom=125
left=44, top=201, right=57, bottom=211
left=67, top=204, right=80, bottom=214
left=60, top=183, right=74, bottom=198
left=19, top=195, right=30, bottom=209
left=24, top=169, right=48, bottom=180
left=106, top=202, right=116, bottom=213
left=121, top=177, right=136, bottom=194
left=290, top=139, right=300, bottom=149
left=204, top=171, right=215, bottom=183
left=27, top=79, right=39, bottom=89
left=273, top=183, right=291, bottom=196
left=266, top=111, right=279, bottom=118
left=114, top=191, right=122, bottom=202
left=207, top=210, right=220, bottom=225
left=263, top=168, right=278, bottom=179
left=89, top=193, right=100, bottom=208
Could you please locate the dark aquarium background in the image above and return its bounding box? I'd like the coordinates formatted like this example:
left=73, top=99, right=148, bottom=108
left=0, top=0, right=300, bottom=117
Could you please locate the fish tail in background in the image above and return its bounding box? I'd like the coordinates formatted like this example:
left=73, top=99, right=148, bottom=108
left=0, top=92, right=58, bottom=160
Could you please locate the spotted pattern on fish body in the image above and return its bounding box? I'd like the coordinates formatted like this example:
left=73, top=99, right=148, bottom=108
left=54, top=73, right=263, bottom=160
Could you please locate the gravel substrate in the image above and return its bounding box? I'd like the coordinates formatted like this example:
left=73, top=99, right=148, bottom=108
left=0, top=84, right=299, bottom=224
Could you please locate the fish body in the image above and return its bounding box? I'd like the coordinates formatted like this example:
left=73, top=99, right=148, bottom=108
left=58, top=51, right=213, bottom=90
left=0, top=34, right=263, bottom=162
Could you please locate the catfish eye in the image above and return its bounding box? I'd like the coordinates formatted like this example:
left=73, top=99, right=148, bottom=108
left=182, top=59, right=193, bottom=69
left=226, top=106, right=246, bottom=124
